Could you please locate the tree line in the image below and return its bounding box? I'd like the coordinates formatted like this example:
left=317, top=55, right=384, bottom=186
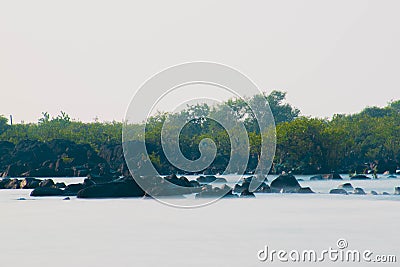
left=1, top=91, right=399, bottom=175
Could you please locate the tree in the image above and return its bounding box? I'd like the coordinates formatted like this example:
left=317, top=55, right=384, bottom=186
left=266, top=90, right=300, bottom=124
left=0, top=115, right=9, bottom=135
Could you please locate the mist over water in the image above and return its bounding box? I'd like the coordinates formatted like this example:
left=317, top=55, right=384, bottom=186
left=1, top=175, right=399, bottom=266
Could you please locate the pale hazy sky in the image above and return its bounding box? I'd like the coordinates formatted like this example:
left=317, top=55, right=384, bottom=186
left=1, top=0, right=399, bottom=123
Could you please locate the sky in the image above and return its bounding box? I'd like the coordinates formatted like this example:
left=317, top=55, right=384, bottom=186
left=1, top=0, right=399, bottom=123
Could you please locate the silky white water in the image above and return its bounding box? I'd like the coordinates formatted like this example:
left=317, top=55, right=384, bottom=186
left=1, top=176, right=399, bottom=266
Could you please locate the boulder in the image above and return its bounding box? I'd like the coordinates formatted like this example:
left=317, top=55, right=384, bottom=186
left=370, top=191, right=378, bottom=195
left=30, top=187, right=64, bottom=197
left=240, top=189, right=255, bottom=198
left=0, top=178, right=11, bottom=189
left=164, top=174, right=193, bottom=187
left=254, top=183, right=271, bottom=193
left=39, top=179, right=55, bottom=188
left=297, top=187, right=314, bottom=194
left=64, top=183, right=86, bottom=196
left=351, top=175, right=371, bottom=180
left=19, top=178, right=41, bottom=189
left=329, top=188, right=348, bottom=195
left=196, top=175, right=227, bottom=184
left=338, top=183, right=353, bottom=190
left=323, top=173, right=343, bottom=180
left=394, top=187, right=400, bottom=195
left=353, top=187, right=366, bottom=195
left=195, top=186, right=238, bottom=199
left=86, top=173, right=116, bottom=184
left=310, top=175, right=323, bottom=181
left=2, top=178, right=21, bottom=189
left=54, top=182, right=67, bottom=189
left=270, top=174, right=301, bottom=193
left=77, top=177, right=145, bottom=198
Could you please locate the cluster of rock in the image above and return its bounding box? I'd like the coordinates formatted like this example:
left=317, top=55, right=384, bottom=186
left=0, top=173, right=314, bottom=199
left=1, top=171, right=400, bottom=199
left=329, top=182, right=399, bottom=196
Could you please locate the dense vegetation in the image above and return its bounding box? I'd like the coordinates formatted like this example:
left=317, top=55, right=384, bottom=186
left=1, top=91, right=399, bottom=175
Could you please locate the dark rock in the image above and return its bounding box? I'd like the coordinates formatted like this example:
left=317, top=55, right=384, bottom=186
left=39, top=179, right=55, bottom=188
left=371, top=191, right=378, bottom=195
left=323, top=173, right=343, bottom=180
left=63, top=197, right=70, bottom=200
left=297, top=187, right=314, bottom=193
left=382, top=192, right=390, bottom=195
left=189, top=180, right=201, bottom=187
left=64, top=183, right=86, bottom=196
left=19, top=178, right=41, bottom=189
left=350, top=175, right=371, bottom=180
left=83, top=178, right=96, bottom=187
left=54, top=182, right=67, bottom=189
left=196, top=175, right=227, bottom=184
left=30, top=187, right=64, bottom=197
left=353, top=187, right=366, bottom=195
left=310, top=175, right=323, bottom=181
left=338, top=183, right=353, bottom=189
left=195, top=186, right=238, bottom=199
left=164, top=174, right=193, bottom=187
left=394, top=187, right=400, bottom=195
left=240, top=189, right=255, bottom=198
left=2, top=178, right=21, bottom=189
left=233, top=183, right=245, bottom=193
left=254, top=183, right=271, bottom=193
left=270, top=174, right=301, bottom=193
left=86, top=173, right=116, bottom=184
left=329, top=188, right=348, bottom=195
left=387, top=175, right=397, bottom=179
left=77, top=177, right=145, bottom=198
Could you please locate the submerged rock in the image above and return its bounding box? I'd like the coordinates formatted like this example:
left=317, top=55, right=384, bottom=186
left=196, top=175, right=227, bottom=184
left=353, top=187, right=366, bottom=195
left=323, top=173, right=343, bottom=180
left=350, top=175, right=371, bottom=180
left=297, top=187, right=315, bottom=194
left=30, top=187, right=64, bottom=197
left=338, top=183, right=353, bottom=190
left=309, top=175, right=323, bottom=181
left=195, top=185, right=238, bottom=199
left=394, top=187, right=400, bottom=195
left=329, top=188, right=348, bottom=195
left=240, top=189, right=255, bottom=198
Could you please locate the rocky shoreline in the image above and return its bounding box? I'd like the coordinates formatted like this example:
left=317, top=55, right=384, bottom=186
left=1, top=173, right=399, bottom=199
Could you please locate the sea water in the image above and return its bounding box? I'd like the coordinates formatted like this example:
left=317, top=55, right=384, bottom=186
left=0, top=175, right=399, bottom=266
